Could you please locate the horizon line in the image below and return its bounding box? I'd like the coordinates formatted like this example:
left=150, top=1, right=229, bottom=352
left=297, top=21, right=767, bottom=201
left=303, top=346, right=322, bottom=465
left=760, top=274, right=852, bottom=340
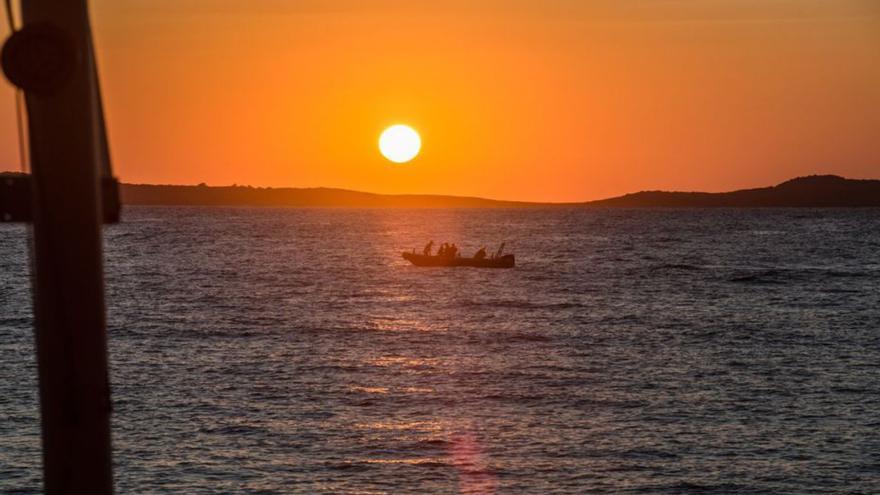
left=4, top=171, right=880, bottom=205
left=120, top=173, right=880, bottom=205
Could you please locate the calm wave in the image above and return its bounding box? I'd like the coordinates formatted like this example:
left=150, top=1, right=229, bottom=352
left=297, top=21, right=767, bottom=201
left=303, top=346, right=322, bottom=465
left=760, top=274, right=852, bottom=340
left=2, top=207, right=880, bottom=494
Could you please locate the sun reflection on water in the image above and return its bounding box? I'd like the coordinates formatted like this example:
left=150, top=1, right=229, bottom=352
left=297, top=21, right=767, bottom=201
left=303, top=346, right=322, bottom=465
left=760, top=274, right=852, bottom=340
left=367, top=356, right=441, bottom=368
left=450, top=431, right=498, bottom=495
left=349, top=386, right=390, bottom=394
left=346, top=212, right=499, bottom=493
left=349, top=419, right=498, bottom=494
left=363, top=316, right=442, bottom=332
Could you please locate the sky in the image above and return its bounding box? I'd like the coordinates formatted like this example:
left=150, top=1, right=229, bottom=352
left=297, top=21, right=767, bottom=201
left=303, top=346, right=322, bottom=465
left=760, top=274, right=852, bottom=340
left=1, top=0, right=878, bottom=202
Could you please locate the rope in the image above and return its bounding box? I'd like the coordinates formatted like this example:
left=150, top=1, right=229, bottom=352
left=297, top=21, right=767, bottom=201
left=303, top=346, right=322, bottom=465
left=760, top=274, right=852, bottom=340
left=3, top=0, right=28, bottom=172
left=3, top=0, right=13, bottom=32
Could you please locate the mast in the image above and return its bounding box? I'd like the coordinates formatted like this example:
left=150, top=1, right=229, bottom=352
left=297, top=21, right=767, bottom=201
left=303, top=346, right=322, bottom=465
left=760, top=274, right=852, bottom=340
left=2, top=0, right=115, bottom=492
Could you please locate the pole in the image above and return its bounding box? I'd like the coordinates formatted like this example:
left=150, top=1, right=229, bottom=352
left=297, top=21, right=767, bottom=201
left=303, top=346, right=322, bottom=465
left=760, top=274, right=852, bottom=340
left=20, top=0, right=114, bottom=493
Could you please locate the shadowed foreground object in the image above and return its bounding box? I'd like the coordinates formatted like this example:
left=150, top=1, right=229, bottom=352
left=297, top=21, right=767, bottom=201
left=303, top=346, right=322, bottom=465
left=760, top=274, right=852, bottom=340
left=1, top=0, right=116, bottom=493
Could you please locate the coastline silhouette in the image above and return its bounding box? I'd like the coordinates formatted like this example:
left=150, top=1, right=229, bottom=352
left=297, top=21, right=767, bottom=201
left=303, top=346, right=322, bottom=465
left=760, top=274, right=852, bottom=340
left=6, top=174, right=879, bottom=225
left=65, top=174, right=880, bottom=208
left=10, top=173, right=877, bottom=212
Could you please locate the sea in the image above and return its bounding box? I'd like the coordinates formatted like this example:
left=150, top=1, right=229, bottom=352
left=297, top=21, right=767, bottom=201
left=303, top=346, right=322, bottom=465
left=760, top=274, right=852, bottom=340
left=2, top=207, right=879, bottom=494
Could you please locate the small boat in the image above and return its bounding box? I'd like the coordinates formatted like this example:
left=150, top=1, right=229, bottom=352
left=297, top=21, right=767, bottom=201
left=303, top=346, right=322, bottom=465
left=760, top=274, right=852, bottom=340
left=402, top=252, right=515, bottom=268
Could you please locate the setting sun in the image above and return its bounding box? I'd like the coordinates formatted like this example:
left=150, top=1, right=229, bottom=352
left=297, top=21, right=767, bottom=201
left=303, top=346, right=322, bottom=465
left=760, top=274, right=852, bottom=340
left=379, top=125, right=421, bottom=164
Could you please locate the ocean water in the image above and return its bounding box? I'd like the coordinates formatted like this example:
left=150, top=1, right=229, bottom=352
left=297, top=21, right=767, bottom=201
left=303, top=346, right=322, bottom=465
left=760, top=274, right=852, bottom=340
left=2, top=207, right=880, bottom=494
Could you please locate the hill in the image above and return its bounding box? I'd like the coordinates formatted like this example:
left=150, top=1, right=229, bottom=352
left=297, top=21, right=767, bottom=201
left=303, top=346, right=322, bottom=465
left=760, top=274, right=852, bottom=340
left=119, top=183, right=536, bottom=208
left=583, top=175, right=880, bottom=207
left=4, top=172, right=879, bottom=208
left=120, top=175, right=880, bottom=207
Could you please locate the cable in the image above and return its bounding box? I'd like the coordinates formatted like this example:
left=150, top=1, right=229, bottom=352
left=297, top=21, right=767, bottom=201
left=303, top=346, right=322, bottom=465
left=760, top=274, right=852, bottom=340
left=3, top=0, right=13, bottom=32
left=13, top=89, right=26, bottom=172
left=4, top=0, right=34, bottom=295
left=3, top=0, right=28, bottom=172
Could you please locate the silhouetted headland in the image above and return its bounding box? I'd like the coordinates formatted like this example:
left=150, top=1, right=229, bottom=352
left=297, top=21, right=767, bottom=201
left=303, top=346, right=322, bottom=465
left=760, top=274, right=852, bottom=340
left=3, top=173, right=879, bottom=208
left=118, top=181, right=534, bottom=208
left=585, top=175, right=880, bottom=208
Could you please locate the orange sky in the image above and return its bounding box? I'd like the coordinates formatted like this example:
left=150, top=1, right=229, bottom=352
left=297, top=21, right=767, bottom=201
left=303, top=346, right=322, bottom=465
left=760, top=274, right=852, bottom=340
left=1, top=0, right=878, bottom=202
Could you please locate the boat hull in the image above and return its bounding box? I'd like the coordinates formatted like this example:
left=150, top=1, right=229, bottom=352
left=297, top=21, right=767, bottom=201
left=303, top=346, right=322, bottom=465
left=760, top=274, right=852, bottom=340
left=402, top=252, right=515, bottom=268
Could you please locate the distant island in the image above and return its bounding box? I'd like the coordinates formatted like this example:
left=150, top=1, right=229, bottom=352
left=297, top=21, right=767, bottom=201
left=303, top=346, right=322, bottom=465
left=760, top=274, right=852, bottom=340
left=119, top=175, right=880, bottom=207
left=3, top=173, right=879, bottom=208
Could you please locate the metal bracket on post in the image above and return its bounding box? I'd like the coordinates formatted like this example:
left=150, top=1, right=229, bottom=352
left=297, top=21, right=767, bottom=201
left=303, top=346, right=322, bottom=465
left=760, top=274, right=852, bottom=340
left=0, top=174, right=121, bottom=223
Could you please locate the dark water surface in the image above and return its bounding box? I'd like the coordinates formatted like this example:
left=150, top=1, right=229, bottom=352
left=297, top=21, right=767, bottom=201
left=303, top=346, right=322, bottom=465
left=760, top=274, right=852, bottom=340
left=2, top=207, right=880, bottom=494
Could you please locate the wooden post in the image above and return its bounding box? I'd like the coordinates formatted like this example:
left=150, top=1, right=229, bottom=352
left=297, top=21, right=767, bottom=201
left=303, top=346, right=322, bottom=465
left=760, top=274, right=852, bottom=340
left=20, top=0, right=114, bottom=493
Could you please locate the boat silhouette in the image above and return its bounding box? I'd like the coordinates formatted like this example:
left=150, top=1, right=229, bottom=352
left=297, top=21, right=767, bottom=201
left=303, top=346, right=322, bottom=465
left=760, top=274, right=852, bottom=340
left=402, top=251, right=515, bottom=268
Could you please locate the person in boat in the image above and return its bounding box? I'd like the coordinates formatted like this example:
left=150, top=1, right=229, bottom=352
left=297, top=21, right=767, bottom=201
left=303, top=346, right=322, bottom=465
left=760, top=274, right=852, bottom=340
left=493, top=243, right=506, bottom=259
left=474, top=246, right=487, bottom=260
left=449, top=243, right=458, bottom=258
left=423, top=241, right=434, bottom=256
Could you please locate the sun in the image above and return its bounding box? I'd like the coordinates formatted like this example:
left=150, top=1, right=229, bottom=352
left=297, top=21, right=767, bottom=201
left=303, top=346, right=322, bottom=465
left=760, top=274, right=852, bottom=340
left=379, top=125, right=421, bottom=163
